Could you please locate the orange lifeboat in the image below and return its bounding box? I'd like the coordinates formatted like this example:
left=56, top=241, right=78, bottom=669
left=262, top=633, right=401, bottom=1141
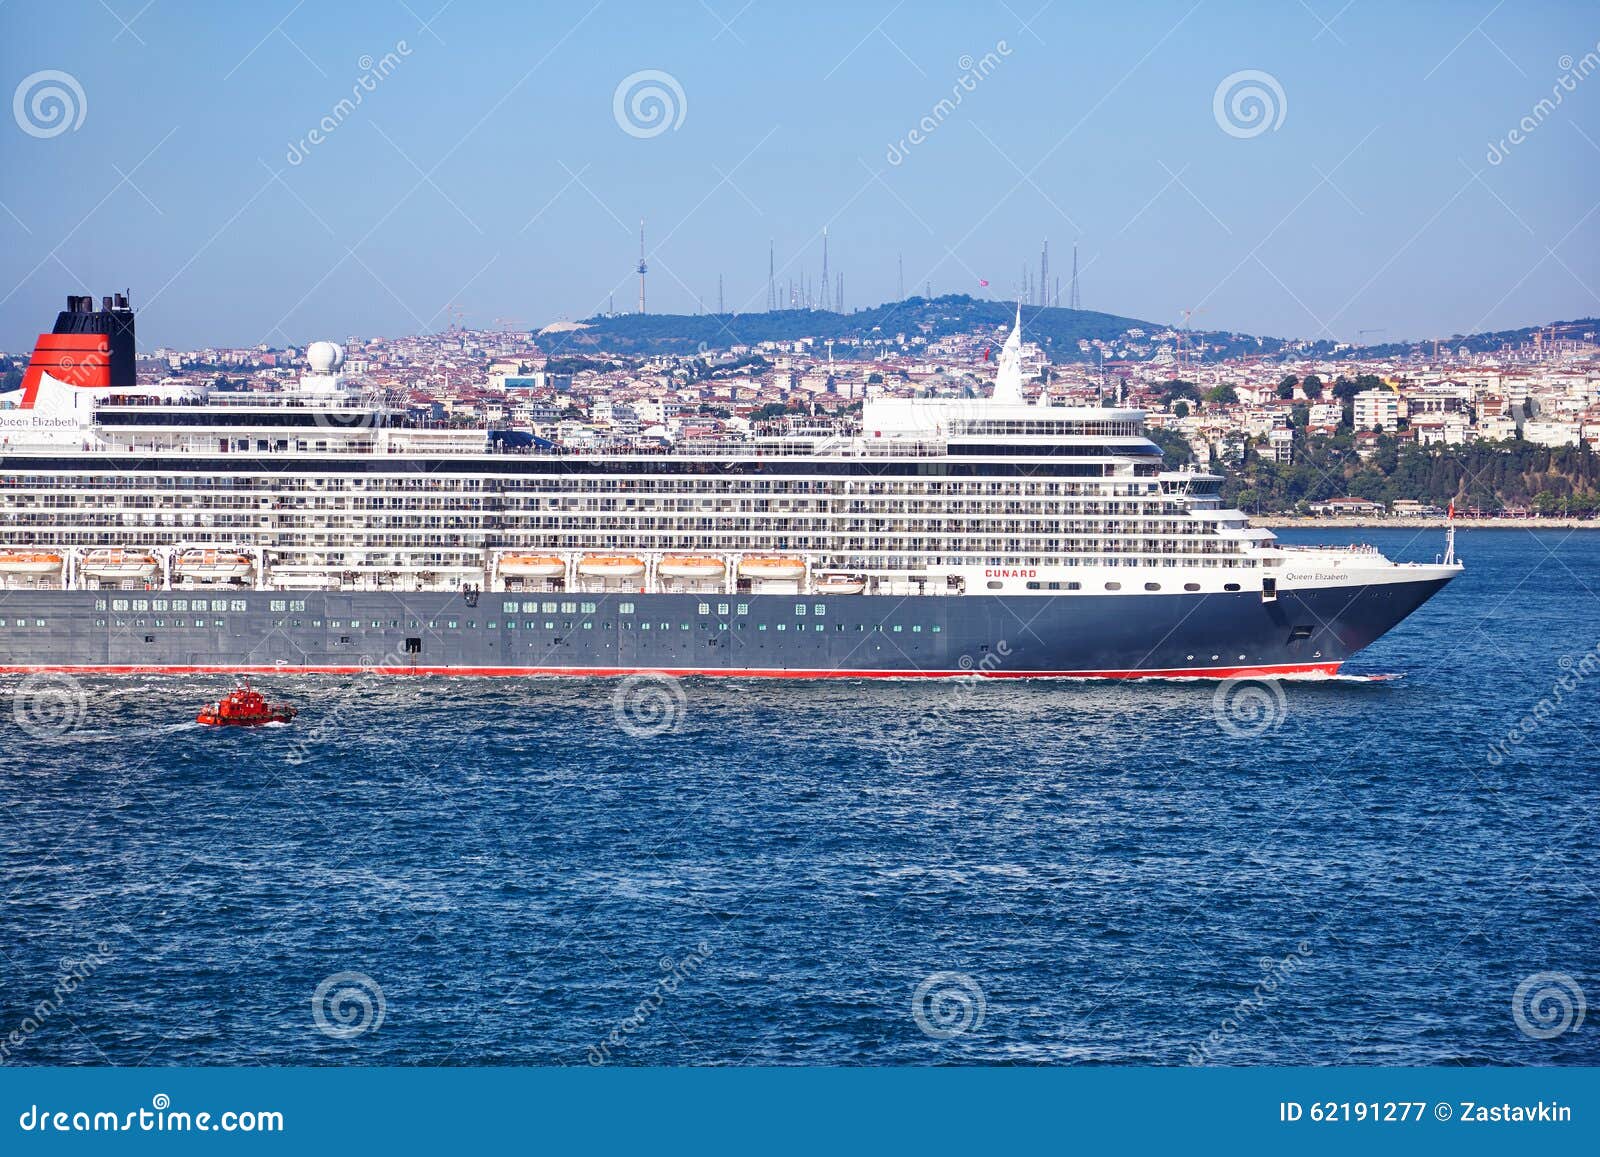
left=81, top=548, right=160, bottom=581
left=176, top=549, right=253, bottom=583
left=197, top=679, right=297, bottom=727
left=576, top=554, right=646, bottom=579
left=814, top=573, right=867, bottom=594
left=498, top=554, right=566, bottom=579
left=0, top=551, right=64, bottom=574
left=658, top=554, right=725, bottom=580
left=739, top=555, right=806, bottom=581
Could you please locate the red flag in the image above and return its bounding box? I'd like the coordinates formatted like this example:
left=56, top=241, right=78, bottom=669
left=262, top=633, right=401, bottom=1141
left=983, top=347, right=991, bottom=361
left=1447, top=501, right=1455, bottom=520
left=978, top=279, right=989, bottom=287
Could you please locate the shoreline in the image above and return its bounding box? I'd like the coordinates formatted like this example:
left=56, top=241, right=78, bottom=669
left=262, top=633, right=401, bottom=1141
left=1255, top=516, right=1597, bottom=529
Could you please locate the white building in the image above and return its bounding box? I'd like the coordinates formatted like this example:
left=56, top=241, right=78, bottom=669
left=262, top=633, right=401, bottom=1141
left=1354, top=389, right=1400, bottom=433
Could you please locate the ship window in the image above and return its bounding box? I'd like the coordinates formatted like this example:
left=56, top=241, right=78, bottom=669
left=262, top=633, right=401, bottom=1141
left=986, top=581, right=1003, bottom=590
left=172, top=600, right=188, bottom=611
left=1224, top=583, right=1241, bottom=592
left=583, top=622, right=592, bottom=630
left=912, top=625, right=922, bottom=632
left=94, top=599, right=107, bottom=611
left=153, top=600, right=168, bottom=612
left=503, top=600, right=519, bottom=613
left=271, top=600, right=288, bottom=612
left=777, top=623, right=787, bottom=631
left=1289, top=625, right=1314, bottom=640
left=340, top=636, right=352, bottom=645
left=1185, top=583, right=1201, bottom=591
left=758, top=624, right=766, bottom=631
left=293, top=601, right=307, bottom=612
left=144, top=635, right=155, bottom=643
left=211, top=600, right=228, bottom=612
left=737, top=604, right=749, bottom=615
left=640, top=622, right=650, bottom=630
left=545, top=622, right=554, bottom=629
left=619, top=602, right=635, bottom=614
left=506, top=620, right=516, bottom=630
left=560, top=602, right=577, bottom=613
left=893, top=625, right=903, bottom=632
left=581, top=602, right=596, bottom=614
left=95, top=618, right=106, bottom=627
left=931, top=625, right=942, bottom=632
left=448, top=620, right=458, bottom=628
left=212, top=618, right=224, bottom=628
left=1144, top=583, right=1160, bottom=591
left=194, top=619, right=205, bottom=627
left=813, top=604, right=825, bottom=616
left=1105, top=582, right=1122, bottom=591
left=795, top=605, right=806, bottom=616
left=112, top=599, right=129, bottom=611
left=698, top=603, right=710, bottom=615
left=133, top=600, right=149, bottom=611
left=680, top=623, right=689, bottom=630
left=135, top=618, right=146, bottom=627
left=487, top=621, right=497, bottom=629
left=542, top=602, right=557, bottom=613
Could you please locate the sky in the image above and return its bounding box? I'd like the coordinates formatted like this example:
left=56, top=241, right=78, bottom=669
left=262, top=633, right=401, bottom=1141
left=1, top=0, right=1596, bottom=352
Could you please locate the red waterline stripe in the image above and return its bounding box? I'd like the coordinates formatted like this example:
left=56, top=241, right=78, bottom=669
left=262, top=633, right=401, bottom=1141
left=0, top=661, right=1342, bottom=680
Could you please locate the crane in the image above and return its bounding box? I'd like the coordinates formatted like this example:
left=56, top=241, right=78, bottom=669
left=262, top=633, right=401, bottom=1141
left=493, top=317, right=527, bottom=332
left=1177, top=307, right=1209, bottom=370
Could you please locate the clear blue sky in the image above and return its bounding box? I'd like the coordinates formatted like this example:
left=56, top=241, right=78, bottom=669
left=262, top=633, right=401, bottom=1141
left=1, top=0, right=1595, bottom=350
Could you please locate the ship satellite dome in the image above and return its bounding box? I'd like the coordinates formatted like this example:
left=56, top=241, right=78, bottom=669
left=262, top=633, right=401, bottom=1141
left=306, top=341, right=344, bottom=373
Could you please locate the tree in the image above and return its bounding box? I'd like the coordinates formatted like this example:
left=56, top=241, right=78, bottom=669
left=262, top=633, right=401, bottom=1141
left=1277, top=380, right=1297, bottom=400
left=1173, top=400, right=1190, bottom=419
left=1301, top=374, right=1324, bottom=399
left=1205, top=384, right=1238, bottom=406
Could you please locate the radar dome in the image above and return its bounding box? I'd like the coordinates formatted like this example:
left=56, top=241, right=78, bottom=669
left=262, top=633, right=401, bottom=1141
left=305, top=341, right=345, bottom=373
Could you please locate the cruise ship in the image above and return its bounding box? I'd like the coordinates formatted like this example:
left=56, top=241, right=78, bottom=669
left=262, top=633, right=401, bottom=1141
left=0, top=292, right=1460, bottom=677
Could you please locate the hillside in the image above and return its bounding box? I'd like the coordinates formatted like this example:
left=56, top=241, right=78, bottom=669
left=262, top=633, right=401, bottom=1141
left=540, top=295, right=1289, bottom=362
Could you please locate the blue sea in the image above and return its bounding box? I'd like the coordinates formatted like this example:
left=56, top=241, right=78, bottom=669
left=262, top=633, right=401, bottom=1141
left=2, top=528, right=1595, bottom=1066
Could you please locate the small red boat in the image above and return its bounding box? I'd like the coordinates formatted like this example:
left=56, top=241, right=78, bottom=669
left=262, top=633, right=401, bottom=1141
left=197, top=679, right=298, bottom=727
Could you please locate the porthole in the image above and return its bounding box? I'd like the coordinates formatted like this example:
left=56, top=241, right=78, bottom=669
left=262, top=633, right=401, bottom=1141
left=1144, top=582, right=1160, bottom=591
left=1184, top=583, right=1200, bottom=592
left=1104, top=581, right=1122, bottom=591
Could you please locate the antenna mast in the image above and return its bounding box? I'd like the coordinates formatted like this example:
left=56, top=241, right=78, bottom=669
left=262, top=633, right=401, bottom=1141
left=636, top=219, right=647, bottom=314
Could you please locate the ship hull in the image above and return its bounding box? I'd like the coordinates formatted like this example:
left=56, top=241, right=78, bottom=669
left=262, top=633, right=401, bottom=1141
left=0, top=576, right=1452, bottom=678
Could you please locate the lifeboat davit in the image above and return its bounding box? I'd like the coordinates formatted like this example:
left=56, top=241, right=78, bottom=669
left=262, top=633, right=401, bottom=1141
left=658, top=554, right=725, bottom=580
left=81, top=548, right=160, bottom=581
left=814, top=573, right=867, bottom=595
left=0, top=551, right=64, bottom=574
left=739, top=555, right=806, bottom=581
left=576, top=554, right=646, bottom=579
left=176, top=549, right=253, bottom=583
left=196, top=679, right=297, bottom=727
left=498, top=554, right=566, bottom=579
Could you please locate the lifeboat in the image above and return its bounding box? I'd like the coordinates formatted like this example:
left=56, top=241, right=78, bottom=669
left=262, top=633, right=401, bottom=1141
left=739, top=555, right=806, bottom=581
left=576, top=554, right=646, bottom=579
left=196, top=679, right=297, bottom=727
left=0, top=551, right=64, bottom=574
left=176, top=549, right=253, bottom=583
left=498, top=554, right=566, bottom=579
left=814, top=573, right=867, bottom=595
left=657, top=554, right=726, bottom=580
left=80, top=548, right=160, bottom=581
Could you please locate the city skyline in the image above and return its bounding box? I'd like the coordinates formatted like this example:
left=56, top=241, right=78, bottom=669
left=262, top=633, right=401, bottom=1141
left=1, top=0, right=1596, bottom=351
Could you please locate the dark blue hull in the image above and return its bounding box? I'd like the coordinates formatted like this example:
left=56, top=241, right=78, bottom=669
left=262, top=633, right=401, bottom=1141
left=0, top=578, right=1453, bottom=676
